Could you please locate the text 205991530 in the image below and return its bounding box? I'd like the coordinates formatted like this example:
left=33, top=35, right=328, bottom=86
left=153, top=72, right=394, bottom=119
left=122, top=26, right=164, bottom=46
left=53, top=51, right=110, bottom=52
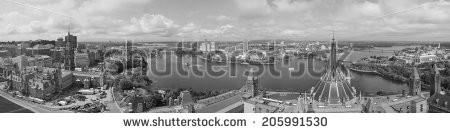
left=261, top=117, right=327, bottom=127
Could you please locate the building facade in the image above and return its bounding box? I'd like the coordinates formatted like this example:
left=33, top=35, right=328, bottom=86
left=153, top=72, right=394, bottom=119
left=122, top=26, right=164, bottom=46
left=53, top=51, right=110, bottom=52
left=428, top=64, right=450, bottom=113
left=74, top=52, right=90, bottom=68
left=245, top=69, right=258, bottom=97
left=409, top=67, right=421, bottom=96
left=64, top=32, right=77, bottom=71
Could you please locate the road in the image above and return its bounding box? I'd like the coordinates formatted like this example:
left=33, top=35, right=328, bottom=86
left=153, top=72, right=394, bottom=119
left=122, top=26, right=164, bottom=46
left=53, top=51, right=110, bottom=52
left=104, top=86, right=122, bottom=113
left=0, top=91, right=70, bottom=113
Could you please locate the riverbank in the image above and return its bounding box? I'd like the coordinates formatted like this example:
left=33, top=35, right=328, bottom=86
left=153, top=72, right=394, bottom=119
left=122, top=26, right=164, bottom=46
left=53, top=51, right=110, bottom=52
left=0, top=90, right=70, bottom=113
left=0, top=95, right=32, bottom=113
left=349, top=67, right=378, bottom=74
left=349, top=64, right=409, bottom=83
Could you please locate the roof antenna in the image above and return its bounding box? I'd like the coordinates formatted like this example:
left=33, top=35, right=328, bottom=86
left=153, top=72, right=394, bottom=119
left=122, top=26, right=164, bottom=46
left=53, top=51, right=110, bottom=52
left=68, top=18, right=71, bottom=35
left=332, top=25, right=335, bottom=42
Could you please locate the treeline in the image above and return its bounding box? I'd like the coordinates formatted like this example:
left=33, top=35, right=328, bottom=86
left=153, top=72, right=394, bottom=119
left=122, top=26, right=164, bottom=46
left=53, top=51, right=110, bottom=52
left=163, top=88, right=231, bottom=102
left=351, top=63, right=411, bottom=82
left=175, top=50, right=202, bottom=57
left=116, top=74, right=153, bottom=91
left=352, top=61, right=450, bottom=90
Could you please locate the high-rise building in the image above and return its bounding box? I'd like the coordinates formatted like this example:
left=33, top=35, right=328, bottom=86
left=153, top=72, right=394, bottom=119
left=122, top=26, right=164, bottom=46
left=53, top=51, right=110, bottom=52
left=125, top=40, right=133, bottom=70
left=64, top=32, right=76, bottom=71
left=191, top=42, right=198, bottom=51
left=199, top=43, right=207, bottom=52
left=126, top=40, right=133, bottom=56
left=210, top=42, right=216, bottom=51
left=243, top=40, right=248, bottom=53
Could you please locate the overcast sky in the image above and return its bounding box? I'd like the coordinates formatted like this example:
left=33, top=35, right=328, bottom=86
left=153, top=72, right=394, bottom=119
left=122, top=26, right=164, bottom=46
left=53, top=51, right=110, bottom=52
left=0, top=0, right=449, bottom=42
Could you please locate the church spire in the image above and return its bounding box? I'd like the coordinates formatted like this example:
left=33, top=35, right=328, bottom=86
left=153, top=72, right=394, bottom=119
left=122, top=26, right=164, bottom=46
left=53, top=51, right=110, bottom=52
left=413, top=66, right=420, bottom=80
left=330, top=30, right=337, bottom=74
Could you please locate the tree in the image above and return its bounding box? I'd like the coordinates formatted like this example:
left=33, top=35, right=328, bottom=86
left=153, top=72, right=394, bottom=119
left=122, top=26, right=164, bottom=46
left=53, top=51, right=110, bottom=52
left=119, top=79, right=134, bottom=90
left=115, top=61, right=124, bottom=73
left=389, top=56, right=397, bottom=61
left=105, top=49, right=122, bottom=57
left=442, top=78, right=450, bottom=90
left=143, top=95, right=156, bottom=109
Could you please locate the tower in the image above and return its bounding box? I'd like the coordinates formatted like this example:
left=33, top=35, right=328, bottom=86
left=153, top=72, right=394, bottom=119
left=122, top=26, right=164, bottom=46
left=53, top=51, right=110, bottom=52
left=246, top=68, right=258, bottom=97
left=431, top=64, right=441, bottom=96
left=330, top=31, right=337, bottom=76
left=243, top=40, right=248, bottom=53
left=310, top=31, right=357, bottom=107
left=410, top=67, right=421, bottom=96
left=125, top=40, right=133, bottom=57
left=125, top=40, right=133, bottom=70
left=64, top=31, right=76, bottom=71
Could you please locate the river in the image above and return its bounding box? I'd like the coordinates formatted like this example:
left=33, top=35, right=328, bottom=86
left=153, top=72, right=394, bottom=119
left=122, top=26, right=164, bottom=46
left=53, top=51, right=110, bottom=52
left=148, top=49, right=410, bottom=99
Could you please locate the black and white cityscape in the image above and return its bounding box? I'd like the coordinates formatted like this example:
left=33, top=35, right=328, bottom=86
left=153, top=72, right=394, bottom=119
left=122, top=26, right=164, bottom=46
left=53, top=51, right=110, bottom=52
left=1, top=0, right=450, bottom=113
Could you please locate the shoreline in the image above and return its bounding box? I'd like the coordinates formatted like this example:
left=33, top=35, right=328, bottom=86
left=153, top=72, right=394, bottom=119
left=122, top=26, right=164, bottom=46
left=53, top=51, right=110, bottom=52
left=0, top=95, right=33, bottom=113
left=349, top=67, right=378, bottom=74
left=349, top=67, right=407, bottom=83
left=0, top=90, right=70, bottom=113
left=0, top=90, right=38, bottom=113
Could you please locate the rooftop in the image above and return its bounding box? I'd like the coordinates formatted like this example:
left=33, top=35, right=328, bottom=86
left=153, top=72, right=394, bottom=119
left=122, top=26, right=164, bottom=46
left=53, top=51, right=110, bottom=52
left=429, top=92, right=450, bottom=110
left=245, top=97, right=300, bottom=113
left=312, top=67, right=355, bottom=104
left=61, top=70, right=73, bottom=77
left=371, top=94, right=427, bottom=113
left=73, top=71, right=102, bottom=77
left=196, top=92, right=242, bottom=113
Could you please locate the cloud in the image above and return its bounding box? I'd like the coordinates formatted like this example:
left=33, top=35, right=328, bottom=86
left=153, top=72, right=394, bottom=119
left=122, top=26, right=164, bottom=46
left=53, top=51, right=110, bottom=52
left=198, top=24, right=234, bottom=34
left=2, top=0, right=450, bottom=41
left=281, top=29, right=306, bottom=37
left=78, top=0, right=153, bottom=17
left=1, top=24, right=18, bottom=35
left=0, top=12, right=25, bottom=21
left=0, top=18, right=50, bottom=35
left=122, top=14, right=181, bottom=36
left=233, top=0, right=273, bottom=19
left=209, top=15, right=235, bottom=21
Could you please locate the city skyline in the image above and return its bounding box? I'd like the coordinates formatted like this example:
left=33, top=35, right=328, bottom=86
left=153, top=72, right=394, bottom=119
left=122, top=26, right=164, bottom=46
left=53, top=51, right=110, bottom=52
left=1, top=0, right=450, bottom=42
